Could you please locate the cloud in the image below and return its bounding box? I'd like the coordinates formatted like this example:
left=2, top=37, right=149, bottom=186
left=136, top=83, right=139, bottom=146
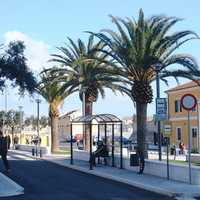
left=4, top=31, right=50, bottom=72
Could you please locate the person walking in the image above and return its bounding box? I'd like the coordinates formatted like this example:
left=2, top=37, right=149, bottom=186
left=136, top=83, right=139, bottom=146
left=0, top=130, right=10, bottom=173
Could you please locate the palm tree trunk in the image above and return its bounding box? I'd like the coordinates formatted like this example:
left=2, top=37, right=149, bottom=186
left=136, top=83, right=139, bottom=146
left=51, top=115, right=59, bottom=153
left=84, top=101, right=93, bottom=151
left=136, top=101, right=148, bottom=158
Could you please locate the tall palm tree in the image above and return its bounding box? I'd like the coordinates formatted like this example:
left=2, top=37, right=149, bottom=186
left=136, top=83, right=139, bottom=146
left=50, top=35, right=122, bottom=150
left=38, top=69, right=75, bottom=153
left=0, top=41, right=37, bottom=94
left=90, top=9, right=199, bottom=156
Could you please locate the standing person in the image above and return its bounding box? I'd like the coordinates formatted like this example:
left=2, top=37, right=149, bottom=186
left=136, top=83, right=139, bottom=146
left=5, top=134, right=11, bottom=150
left=0, top=130, right=10, bottom=172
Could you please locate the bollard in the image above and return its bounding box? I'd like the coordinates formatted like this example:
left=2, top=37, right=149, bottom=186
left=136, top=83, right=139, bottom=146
left=32, top=148, right=35, bottom=156
left=40, top=149, right=42, bottom=158
left=36, top=149, right=38, bottom=157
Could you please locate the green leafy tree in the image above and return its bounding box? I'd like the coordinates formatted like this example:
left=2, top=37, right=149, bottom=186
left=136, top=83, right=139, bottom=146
left=40, top=116, right=49, bottom=128
left=24, top=115, right=38, bottom=130
left=91, top=9, right=199, bottom=156
left=0, top=110, right=20, bottom=143
left=0, top=41, right=37, bottom=94
left=6, top=110, right=20, bottom=141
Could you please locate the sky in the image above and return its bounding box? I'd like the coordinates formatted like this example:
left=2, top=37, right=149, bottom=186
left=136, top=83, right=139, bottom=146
left=0, top=0, right=200, bottom=119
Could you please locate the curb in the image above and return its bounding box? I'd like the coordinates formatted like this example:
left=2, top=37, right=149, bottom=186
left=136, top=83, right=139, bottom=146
left=48, top=160, right=176, bottom=198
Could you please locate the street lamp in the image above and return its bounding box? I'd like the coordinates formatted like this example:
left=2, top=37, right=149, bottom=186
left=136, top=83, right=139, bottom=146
left=3, top=86, right=8, bottom=135
left=82, top=87, right=87, bottom=150
left=36, top=98, right=41, bottom=156
left=155, top=63, right=162, bottom=161
left=18, top=106, right=23, bottom=144
left=36, top=99, right=41, bottom=138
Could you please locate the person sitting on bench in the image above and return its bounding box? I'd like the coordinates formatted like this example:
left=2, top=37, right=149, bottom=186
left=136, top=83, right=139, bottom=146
left=89, top=140, right=108, bottom=166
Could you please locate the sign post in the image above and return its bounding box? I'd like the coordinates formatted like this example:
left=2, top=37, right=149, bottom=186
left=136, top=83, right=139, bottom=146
left=156, top=98, right=167, bottom=161
left=163, top=124, right=171, bottom=180
left=156, top=98, right=167, bottom=121
left=181, top=94, right=197, bottom=184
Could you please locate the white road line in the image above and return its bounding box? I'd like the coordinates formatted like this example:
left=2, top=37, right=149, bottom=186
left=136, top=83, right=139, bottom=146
left=8, top=154, right=35, bottom=161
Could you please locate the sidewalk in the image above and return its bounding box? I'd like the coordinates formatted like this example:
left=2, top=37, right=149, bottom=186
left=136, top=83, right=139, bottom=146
left=0, top=171, right=24, bottom=197
left=12, top=150, right=200, bottom=200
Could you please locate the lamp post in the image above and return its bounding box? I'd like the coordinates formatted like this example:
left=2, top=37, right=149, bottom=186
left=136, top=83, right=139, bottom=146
left=82, top=87, right=86, bottom=150
left=155, top=63, right=162, bottom=161
left=36, top=98, right=41, bottom=156
left=18, top=106, right=23, bottom=144
left=3, top=86, right=8, bottom=135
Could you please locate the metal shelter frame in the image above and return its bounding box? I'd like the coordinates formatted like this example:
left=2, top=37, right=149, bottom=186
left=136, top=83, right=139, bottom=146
left=70, top=114, right=123, bottom=170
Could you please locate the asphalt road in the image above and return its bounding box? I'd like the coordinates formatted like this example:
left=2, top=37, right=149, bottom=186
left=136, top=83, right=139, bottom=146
left=0, top=152, right=175, bottom=200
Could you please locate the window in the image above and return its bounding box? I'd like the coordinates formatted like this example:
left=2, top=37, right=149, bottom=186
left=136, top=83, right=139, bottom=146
left=176, top=128, right=182, bottom=141
left=175, top=100, right=182, bottom=112
left=192, top=128, right=197, bottom=138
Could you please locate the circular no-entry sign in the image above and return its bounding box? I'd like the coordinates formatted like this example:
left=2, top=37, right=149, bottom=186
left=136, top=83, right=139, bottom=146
left=180, top=94, right=197, bottom=111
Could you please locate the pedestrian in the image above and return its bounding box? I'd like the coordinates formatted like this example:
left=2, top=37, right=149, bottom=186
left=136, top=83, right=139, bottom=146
left=0, top=130, right=10, bottom=173
left=179, top=141, right=185, bottom=155
left=5, top=134, right=11, bottom=150
left=89, top=140, right=108, bottom=166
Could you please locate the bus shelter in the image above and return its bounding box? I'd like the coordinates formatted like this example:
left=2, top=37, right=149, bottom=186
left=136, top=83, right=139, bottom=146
left=70, top=114, right=123, bottom=170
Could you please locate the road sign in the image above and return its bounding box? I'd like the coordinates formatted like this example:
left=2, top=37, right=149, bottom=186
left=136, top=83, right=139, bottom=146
left=156, top=98, right=167, bottom=121
left=180, top=93, right=197, bottom=184
left=180, top=94, right=197, bottom=111
left=163, top=125, right=172, bottom=137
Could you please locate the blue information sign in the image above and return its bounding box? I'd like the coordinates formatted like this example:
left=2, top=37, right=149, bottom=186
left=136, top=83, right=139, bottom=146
left=156, top=98, right=167, bottom=121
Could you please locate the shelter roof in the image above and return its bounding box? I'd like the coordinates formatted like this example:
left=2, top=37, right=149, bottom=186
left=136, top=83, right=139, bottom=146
left=72, top=114, right=122, bottom=123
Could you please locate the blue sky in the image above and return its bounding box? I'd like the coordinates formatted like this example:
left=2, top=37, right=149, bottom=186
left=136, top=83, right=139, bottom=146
left=0, top=0, right=200, bottom=119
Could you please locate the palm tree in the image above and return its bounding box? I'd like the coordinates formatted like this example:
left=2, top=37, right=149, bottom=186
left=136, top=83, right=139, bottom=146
left=90, top=9, right=199, bottom=156
left=38, top=69, right=74, bottom=153
left=50, top=35, right=122, bottom=150
left=0, top=41, right=37, bottom=94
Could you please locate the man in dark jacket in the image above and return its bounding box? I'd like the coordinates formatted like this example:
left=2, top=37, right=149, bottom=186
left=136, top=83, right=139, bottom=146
left=0, top=130, right=10, bottom=172
left=89, top=141, right=109, bottom=166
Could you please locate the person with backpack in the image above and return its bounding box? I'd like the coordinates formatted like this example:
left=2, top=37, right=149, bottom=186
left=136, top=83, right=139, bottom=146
left=0, top=130, right=10, bottom=172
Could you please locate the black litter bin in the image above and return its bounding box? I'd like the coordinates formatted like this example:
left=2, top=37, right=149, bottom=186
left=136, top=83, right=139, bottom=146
left=130, top=153, right=139, bottom=166
left=170, top=147, right=175, bottom=155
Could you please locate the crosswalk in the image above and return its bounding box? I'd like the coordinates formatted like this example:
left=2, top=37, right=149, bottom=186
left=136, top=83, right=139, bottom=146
left=7, top=153, right=35, bottom=161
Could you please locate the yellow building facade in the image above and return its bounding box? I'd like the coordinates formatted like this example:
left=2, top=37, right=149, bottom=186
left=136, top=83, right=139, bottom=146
left=166, top=81, right=200, bottom=151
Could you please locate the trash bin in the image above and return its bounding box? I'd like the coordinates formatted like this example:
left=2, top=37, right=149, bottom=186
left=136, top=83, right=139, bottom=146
left=40, top=149, right=42, bottom=158
left=130, top=153, right=139, bottom=166
left=170, top=147, right=174, bottom=155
